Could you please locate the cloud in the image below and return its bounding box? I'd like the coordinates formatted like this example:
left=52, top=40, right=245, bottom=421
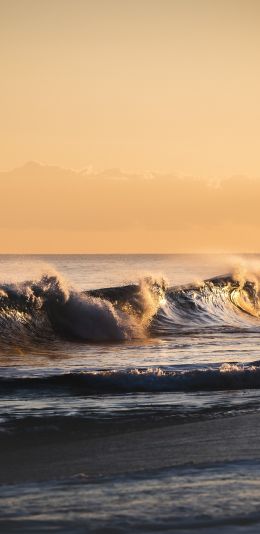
left=0, top=162, right=259, bottom=252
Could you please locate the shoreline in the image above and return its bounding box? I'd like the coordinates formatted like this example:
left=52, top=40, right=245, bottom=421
left=1, top=412, right=260, bottom=485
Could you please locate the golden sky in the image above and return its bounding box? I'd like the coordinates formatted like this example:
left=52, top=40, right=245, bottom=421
left=1, top=0, right=260, bottom=252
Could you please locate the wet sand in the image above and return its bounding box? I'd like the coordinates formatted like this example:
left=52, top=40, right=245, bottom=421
left=0, top=412, right=260, bottom=485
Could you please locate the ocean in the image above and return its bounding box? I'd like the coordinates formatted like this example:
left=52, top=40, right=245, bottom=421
left=1, top=254, right=260, bottom=533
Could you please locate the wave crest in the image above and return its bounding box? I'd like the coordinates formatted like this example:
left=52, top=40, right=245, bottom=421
left=1, top=266, right=260, bottom=345
left=0, top=272, right=165, bottom=344
left=2, top=363, right=260, bottom=392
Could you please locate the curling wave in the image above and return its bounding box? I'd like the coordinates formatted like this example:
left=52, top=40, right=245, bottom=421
left=0, top=269, right=260, bottom=345
left=151, top=274, right=260, bottom=334
left=0, top=273, right=164, bottom=345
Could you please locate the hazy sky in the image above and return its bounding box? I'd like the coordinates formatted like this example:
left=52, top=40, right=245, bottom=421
left=1, top=0, right=260, bottom=177
left=0, top=162, right=259, bottom=253
left=1, top=1, right=260, bottom=252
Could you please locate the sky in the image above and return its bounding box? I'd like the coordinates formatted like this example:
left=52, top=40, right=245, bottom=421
left=1, top=0, right=260, bottom=252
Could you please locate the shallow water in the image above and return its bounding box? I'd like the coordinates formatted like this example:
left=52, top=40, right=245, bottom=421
left=1, top=461, right=260, bottom=533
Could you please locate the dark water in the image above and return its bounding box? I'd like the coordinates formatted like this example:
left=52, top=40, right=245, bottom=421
left=1, top=254, right=260, bottom=532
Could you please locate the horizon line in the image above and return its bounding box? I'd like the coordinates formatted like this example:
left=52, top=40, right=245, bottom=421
left=0, top=252, right=259, bottom=256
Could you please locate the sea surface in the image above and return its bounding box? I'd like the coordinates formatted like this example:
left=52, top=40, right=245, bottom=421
left=1, top=254, right=260, bottom=532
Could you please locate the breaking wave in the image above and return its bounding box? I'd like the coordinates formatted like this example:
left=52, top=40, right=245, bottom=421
left=1, top=266, right=260, bottom=345
left=2, top=362, right=260, bottom=392
left=0, top=272, right=164, bottom=345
